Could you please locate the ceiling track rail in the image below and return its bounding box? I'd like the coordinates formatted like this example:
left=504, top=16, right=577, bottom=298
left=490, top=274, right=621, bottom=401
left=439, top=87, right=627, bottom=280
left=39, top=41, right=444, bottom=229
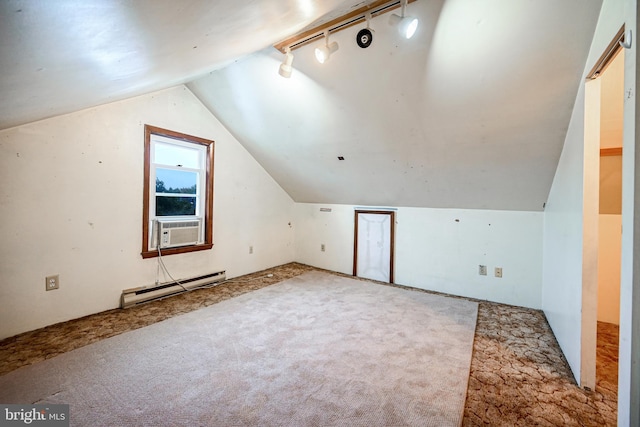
left=587, top=26, right=625, bottom=80
left=274, top=0, right=417, bottom=53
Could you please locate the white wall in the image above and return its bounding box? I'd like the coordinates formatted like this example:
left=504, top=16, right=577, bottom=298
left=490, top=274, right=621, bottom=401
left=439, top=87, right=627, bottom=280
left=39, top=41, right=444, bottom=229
left=542, top=0, right=622, bottom=385
left=542, top=0, right=638, bottom=423
left=0, top=85, right=295, bottom=340
left=295, top=203, right=542, bottom=309
left=396, top=208, right=542, bottom=308
left=294, top=204, right=356, bottom=275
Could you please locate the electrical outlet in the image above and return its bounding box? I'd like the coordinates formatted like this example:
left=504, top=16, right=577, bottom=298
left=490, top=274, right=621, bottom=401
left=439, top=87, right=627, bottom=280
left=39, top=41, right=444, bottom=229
left=321, top=244, right=326, bottom=252
left=249, top=246, right=253, bottom=254
left=495, top=267, right=503, bottom=278
left=479, top=265, right=487, bottom=276
left=46, top=275, right=59, bottom=291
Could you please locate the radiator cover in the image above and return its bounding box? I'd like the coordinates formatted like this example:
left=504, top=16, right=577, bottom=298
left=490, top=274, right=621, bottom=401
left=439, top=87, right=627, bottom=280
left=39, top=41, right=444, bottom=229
left=120, top=270, right=226, bottom=308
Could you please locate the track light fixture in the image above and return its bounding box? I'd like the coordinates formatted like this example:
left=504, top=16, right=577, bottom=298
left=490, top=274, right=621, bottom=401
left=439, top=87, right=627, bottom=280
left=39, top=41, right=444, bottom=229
left=279, top=48, right=294, bottom=78
left=315, top=31, right=339, bottom=64
left=274, top=0, right=418, bottom=76
left=356, top=13, right=374, bottom=48
left=389, top=0, right=418, bottom=39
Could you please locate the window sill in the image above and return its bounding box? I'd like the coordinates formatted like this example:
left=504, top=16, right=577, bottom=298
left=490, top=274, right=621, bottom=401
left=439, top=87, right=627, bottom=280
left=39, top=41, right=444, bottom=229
left=141, top=243, right=213, bottom=259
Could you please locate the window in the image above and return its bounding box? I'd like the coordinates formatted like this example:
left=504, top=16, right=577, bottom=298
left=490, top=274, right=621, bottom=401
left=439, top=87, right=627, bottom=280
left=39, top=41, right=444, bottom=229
left=142, top=125, right=214, bottom=258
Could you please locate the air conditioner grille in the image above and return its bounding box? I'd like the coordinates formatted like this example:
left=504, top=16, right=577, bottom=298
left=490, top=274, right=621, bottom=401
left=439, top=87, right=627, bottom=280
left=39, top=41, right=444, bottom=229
left=162, top=221, right=200, bottom=229
left=167, top=227, right=199, bottom=246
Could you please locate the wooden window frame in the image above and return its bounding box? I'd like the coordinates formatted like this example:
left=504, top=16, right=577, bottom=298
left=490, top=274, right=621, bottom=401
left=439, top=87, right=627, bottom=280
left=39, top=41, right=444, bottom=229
left=141, top=125, right=215, bottom=258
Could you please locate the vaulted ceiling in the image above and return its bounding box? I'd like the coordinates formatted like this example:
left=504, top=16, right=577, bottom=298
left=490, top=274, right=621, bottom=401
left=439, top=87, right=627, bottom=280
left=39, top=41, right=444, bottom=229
left=1, top=0, right=603, bottom=211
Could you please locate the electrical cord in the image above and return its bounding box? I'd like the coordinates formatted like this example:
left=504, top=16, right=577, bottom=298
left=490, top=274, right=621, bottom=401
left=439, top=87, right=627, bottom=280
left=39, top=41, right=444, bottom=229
left=155, top=220, right=275, bottom=293
left=157, top=246, right=189, bottom=292
left=156, top=220, right=189, bottom=292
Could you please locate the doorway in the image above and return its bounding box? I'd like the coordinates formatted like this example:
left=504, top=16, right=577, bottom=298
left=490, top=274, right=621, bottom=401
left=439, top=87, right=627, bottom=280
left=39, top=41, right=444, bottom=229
left=582, top=29, right=624, bottom=396
left=353, top=210, right=395, bottom=283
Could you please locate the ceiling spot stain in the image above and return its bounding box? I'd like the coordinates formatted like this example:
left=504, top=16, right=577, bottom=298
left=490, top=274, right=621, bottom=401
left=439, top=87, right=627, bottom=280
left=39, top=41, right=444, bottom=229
left=455, top=219, right=460, bottom=222
left=193, top=46, right=198, bottom=49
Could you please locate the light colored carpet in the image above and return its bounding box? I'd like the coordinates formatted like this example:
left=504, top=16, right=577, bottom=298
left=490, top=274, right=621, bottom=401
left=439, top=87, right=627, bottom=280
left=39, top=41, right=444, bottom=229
left=0, top=271, right=478, bottom=426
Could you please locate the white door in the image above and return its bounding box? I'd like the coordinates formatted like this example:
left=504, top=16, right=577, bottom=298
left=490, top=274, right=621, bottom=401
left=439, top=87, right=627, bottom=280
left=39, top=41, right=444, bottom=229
left=354, top=211, right=394, bottom=283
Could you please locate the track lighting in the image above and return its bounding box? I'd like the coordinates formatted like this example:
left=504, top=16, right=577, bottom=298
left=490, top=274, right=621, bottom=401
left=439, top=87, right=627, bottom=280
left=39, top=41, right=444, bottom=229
left=356, top=13, right=374, bottom=49
left=389, top=0, right=418, bottom=39
left=274, top=0, right=419, bottom=75
left=315, top=31, right=339, bottom=64
left=279, top=48, right=294, bottom=78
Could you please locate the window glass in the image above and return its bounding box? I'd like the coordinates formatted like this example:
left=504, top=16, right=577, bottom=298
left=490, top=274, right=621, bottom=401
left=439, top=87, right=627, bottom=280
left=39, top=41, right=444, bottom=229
left=154, top=142, right=201, bottom=168
left=155, top=168, right=198, bottom=195
left=155, top=196, right=197, bottom=216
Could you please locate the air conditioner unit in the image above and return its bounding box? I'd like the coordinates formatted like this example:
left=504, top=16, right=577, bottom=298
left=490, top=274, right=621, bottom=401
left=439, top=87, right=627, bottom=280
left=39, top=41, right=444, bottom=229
left=154, top=219, right=202, bottom=249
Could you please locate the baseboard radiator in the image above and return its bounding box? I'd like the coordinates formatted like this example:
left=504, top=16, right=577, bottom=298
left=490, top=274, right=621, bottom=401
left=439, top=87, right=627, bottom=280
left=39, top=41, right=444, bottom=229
left=120, top=270, right=226, bottom=308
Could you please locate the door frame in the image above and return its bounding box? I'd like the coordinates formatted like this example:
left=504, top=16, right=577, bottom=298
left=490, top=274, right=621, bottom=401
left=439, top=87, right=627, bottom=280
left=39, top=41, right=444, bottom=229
left=581, top=26, right=625, bottom=392
left=353, top=210, right=395, bottom=283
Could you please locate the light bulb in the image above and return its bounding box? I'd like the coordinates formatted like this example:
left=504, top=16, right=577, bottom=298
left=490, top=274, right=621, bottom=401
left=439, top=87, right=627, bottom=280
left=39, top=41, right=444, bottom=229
left=315, top=46, right=328, bottom=63
left=389, top=14, right=419, bottom=39
left=315, top=41, right=338, bottom=63
left=400, top=16, right=418, bottom=39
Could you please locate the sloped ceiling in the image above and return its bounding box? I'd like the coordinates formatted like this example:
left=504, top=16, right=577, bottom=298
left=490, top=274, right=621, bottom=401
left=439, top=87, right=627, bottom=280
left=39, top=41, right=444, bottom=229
left=0, top=0, right=373, bottom=130
left=189, top=0, right=603, bottom=211
left=1, top=0, right=602, bottom=211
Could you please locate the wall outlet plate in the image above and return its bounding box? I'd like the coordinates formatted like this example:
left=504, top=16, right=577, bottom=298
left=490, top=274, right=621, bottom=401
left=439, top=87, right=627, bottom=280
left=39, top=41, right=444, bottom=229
left=479, top=265, right=487, bottom=276
left=46, top=275, right=59, bottom=291
left=321, top=244, right=326, bottom=252
left=495, top=267, right=503, bottom=278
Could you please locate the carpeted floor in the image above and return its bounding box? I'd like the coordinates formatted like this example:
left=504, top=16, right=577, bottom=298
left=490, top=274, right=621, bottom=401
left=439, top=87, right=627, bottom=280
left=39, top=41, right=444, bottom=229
left=0, top=262, right=618, bottom=426
left=1, top=271, right=478, bottom=426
